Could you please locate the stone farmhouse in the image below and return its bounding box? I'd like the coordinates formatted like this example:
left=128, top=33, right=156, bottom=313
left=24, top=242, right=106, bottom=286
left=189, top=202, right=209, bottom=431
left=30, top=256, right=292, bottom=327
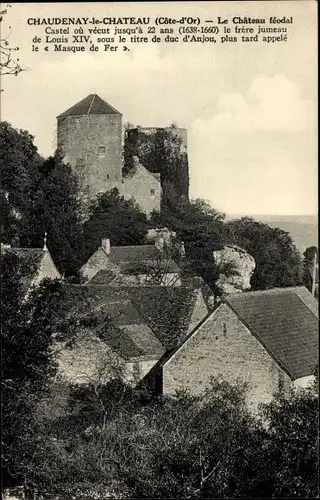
left=56, top=94, right=188, bottom=217
left=142, top=286, right=319, bottom=412
left=56, top=283, right=213, bottom=386
left=80, top=237, right=183, bottom=286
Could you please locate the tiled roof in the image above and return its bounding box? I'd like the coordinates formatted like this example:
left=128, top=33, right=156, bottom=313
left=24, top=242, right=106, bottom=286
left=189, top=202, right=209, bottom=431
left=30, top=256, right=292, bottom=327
left=57, top=94, right=121, bottom=118
left=95, top=300, right=144, bottom=326
left=65, top=285, right=199, bottom=350
left=225, top=287, right=319, bottom=379
left=118, top=260, right=181, bottom=275
left=88, top=270, right=118, bottom=284
left=65, top=288, right=165, bottom=361
left=109, top=245, right=160, bottom=263
left=91, top=245, right=181, bottom=276
left=119, top=324, right=164, bottom=357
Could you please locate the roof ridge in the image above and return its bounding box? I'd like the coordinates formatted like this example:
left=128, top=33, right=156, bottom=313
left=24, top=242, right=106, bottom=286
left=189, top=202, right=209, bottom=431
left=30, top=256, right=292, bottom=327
left=57, top=94, right=122, bottom=117
left=8, top=247, right=44, bottom=251
left=87, top=94, right=95, bottom=114
left=226, top=286, right=307, bottom=300
left=111, top=244, right=156, bottom=249
left=99, top=96, right=122, bottom=115
left=293, top=288, right=319, bottom=317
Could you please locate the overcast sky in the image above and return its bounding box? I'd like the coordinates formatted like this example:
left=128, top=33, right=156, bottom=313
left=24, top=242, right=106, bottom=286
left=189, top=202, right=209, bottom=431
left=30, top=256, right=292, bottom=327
left=1, top=1, right=317, bottom=216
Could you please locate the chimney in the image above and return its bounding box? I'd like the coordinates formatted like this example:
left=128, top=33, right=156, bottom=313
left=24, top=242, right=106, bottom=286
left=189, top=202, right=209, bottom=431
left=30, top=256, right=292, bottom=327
left=155, top=236, right=164, bottom=251
left=43, top=232, right=48, bottom=251
left=101, top=238, right=111, bottom=255
left=179, top=241, right=186, bottom=258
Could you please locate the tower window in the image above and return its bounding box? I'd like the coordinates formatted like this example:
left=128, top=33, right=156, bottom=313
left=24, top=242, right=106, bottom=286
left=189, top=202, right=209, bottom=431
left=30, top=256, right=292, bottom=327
left=150, top=189, right=155, bottom=195
left=98, top=146, right=106, bottom=155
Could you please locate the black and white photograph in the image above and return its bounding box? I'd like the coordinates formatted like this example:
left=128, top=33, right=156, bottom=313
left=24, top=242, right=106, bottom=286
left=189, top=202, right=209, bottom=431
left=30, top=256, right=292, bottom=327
left=0, top=1, right=318, bottom=498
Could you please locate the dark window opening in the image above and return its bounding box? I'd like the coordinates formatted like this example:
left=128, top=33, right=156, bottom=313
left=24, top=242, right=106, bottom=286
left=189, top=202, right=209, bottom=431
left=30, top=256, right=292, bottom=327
left=150, top=189, right=155, bottom=195
left=98, top=146, right=106, bottom=155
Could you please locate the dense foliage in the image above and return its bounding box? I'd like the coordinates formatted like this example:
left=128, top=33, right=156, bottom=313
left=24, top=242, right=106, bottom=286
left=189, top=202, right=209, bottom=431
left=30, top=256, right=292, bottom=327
left=224, top=217, right=303, bottom=290
left=0, top=121, right=42, bottom=244
left=1, top=121, right=304, bottom=290
left=0, top=123, right=85, bottom=275
left=1, top=121, right=317, bottom=499
left=1, top=251, right=65, bottom=487
left=8, top=376, right=317, bottom=499
left=124, top=125, right=189, bottom=200
left=81, top=188, right=149, bottom=265
left=19, top=152, right=86, bottom=275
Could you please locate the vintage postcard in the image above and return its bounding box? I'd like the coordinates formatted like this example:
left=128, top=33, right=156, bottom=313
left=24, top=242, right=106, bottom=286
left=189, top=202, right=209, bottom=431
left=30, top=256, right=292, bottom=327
left=1, top=1, right=318, bottom=499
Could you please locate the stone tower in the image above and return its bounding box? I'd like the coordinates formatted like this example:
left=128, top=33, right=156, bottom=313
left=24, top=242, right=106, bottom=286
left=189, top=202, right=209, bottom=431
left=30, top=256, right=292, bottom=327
left=57, top=94, right=122, bottom=198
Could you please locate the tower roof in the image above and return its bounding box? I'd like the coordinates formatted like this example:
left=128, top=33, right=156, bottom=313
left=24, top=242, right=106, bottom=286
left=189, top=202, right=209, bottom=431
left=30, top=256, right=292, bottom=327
left=57, top=94, right=122, bottom=118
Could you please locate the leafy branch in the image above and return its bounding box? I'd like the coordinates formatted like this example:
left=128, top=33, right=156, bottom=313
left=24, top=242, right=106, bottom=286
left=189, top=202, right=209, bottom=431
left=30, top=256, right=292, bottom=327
left=0, top=5, right=28, bottom=81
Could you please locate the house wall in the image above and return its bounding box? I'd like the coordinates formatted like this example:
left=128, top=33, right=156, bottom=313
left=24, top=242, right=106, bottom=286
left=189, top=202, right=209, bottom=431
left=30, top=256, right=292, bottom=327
left=55, top=333, right=125, bottom=385
left=33, top=253, right=61, bottom=285
left=57, top=114, right=122, bottom=198
left=80, top=247, right=118, bottom=282
left=119, top=163, right=161, bottom=217
left=56, top=333, right=159, bottom=386
left=163, top=303, right=292, bottom=412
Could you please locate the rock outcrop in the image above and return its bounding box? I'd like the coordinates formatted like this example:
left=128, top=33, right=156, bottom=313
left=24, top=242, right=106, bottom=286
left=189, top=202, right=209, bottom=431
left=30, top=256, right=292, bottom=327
left=213, top=245, right=255, bottom=295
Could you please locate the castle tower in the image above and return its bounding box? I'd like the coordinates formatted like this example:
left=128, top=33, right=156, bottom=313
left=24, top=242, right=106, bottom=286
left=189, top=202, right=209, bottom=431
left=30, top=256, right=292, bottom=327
left=57, top=94, right=122, bottom=198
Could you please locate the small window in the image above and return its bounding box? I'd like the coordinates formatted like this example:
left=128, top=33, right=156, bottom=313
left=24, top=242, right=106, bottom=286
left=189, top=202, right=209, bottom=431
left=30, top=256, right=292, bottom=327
left=150, top=189, right=155, bottom=196
left=106, top=174, right=110, bottom=179
left=98, top=146, right=106, bottom=155
left=222, top=322, right=227, bottom=334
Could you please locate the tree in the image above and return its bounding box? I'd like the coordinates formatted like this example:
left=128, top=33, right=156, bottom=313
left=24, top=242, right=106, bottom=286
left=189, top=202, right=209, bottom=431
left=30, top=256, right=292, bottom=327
left=225, top=217, right=303, bottom=290
left=82, top=188, right=149, bottom=264
left=151, top=194, right=225, bottom=288
left=0, top=121, right=42, bottom=244
left=1, top=250, right=66, bottom=489
left=19, top=152, right=86, bottom=276
left=252, top=382, right=319, bottom=498
left=123, top=125, right=189, bottom=199
left=0, top=4, right=27, bottom=83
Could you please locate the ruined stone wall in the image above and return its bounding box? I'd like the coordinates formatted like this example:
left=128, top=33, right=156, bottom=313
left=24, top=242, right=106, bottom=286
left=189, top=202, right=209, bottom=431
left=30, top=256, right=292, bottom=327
left=133, top=127, right=188, bottom=152
left=163, top=303, right=292, bottom=412
left=124, top=127, right=189, bottom=200
left=57, top=114, right=122, bottom=198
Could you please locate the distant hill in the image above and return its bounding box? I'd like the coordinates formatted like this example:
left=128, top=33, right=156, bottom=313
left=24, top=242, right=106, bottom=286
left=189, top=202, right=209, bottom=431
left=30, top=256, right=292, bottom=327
left=225, top=214, right=318, bottom=254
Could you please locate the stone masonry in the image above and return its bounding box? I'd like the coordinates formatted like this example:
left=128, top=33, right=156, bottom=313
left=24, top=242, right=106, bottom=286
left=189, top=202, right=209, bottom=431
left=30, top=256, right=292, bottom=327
left=163, top=303, right=291, bottom=411
left=57, top=94, right=163, bottom=216
left=57, top=113, right=122, bottom=197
